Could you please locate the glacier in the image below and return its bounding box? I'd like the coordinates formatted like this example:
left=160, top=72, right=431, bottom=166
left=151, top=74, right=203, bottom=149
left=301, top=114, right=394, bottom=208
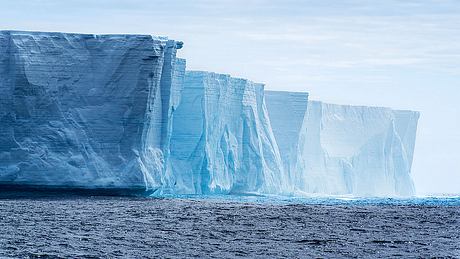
left=265, top=93, right=420, bottom=197
left=0, top=30, right=420, bottom=197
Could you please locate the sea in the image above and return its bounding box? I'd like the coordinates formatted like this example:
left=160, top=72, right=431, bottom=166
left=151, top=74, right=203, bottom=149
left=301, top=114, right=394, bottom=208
left=0, top=192, right=458, bottom=258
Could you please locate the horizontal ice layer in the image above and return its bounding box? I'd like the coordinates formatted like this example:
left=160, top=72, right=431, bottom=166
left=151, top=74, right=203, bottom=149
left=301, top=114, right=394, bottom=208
left=266, top=92, right=420, bottom=197
left=168, top=71, right=285, bottom=194
left=0, top=30, right=183, bottom=190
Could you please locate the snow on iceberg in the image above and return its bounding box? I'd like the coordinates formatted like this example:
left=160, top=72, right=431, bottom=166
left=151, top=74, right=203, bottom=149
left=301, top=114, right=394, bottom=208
left=265, top=93, right=420, bottom=197
left=0, top=30, right=183, bottom=191
left=167, top=71, right=286, bottom=194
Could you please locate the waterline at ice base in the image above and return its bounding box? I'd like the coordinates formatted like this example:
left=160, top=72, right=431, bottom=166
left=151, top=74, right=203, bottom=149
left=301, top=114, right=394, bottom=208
left=0, top=31, right=420, bottom=197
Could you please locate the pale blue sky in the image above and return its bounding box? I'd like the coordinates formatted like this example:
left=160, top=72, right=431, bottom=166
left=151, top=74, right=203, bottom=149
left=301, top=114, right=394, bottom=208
left=1, top=0, right=459, bottom=194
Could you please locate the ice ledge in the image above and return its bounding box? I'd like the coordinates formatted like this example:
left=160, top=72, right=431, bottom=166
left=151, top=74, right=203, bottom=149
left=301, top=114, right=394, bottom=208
left=2, top=30, right=169, bottom=40
left=1, top=30, right=185, bottom=51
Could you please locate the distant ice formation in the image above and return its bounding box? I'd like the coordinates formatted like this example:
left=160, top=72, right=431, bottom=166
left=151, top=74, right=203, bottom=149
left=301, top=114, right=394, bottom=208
left=0, top=30, right=420, bottom=196
left=265, top=94, right=419, bottom=196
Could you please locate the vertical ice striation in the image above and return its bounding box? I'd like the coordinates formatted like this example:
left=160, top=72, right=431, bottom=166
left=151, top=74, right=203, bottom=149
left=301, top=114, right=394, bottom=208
left=0, top=30, right=182, bottom=191
left=162, top=58, right=186, bottom=192
left=168, top=71, right=285, bottom=194
left=390, top=110, right=420, bottom=195
left=266, top=92, right=419, bottom=197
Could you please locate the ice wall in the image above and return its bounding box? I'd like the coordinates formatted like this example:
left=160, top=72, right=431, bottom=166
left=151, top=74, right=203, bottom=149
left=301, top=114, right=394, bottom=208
left=0, top=31, right=182, bottom=191
left=0, top=30, right=420, bottom=197
left=168, top=71, right=285, bottom=194
left=265, top=91, right=308, bottom=188
left=266, top=92, right=419, bottom=197
left=162, top=58, right=186, bottom=191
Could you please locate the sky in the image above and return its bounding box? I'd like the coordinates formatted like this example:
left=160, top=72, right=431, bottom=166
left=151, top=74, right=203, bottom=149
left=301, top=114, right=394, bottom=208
left=1, top=0, right=459, bottom=194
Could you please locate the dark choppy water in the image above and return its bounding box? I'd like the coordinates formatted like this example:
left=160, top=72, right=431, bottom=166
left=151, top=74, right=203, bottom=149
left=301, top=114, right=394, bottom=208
left=0, top=194, right=459, bottom=258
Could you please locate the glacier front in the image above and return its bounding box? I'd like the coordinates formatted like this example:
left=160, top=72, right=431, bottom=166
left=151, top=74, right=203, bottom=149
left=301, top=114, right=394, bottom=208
left=265, top=92, right=420, bottom=197
left=0, top=30, right=183, bottom=191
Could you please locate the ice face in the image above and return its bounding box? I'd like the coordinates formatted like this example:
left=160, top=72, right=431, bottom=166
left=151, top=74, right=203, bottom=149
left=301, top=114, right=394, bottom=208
left=0, top=30, right=420, bottom=197
left=0, top=31, right=182, bottom=190
left=264, top=91, right=309, bottom=191
left=167, top=71, right=285, bottom=194
left=161, top=58, right=186, bottom=191
left=265, top=93, right=419, bottom=197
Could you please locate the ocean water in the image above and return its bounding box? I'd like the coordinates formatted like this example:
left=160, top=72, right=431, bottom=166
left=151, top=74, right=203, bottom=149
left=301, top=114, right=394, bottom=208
left=0, top=193, right=458, bottom=258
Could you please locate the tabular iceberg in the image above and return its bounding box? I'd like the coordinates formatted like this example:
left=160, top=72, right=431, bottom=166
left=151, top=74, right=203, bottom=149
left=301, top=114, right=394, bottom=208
left=167, top=71, right=286, bottom=194
left=265, top=93, right=420, bottom=197
left=0, top=30, right=183, bottom=191
left=0, top=30, right=420, bottom=197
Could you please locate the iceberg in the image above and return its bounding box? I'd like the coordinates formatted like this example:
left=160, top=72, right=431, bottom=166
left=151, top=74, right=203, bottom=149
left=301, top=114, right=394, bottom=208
left=0, top=30, right=183, bottom=192
left=0, top=30, right=420, bottom=197
left=167, top=71, right=285, bottom=194
left=265, top=93, right=420, bottom=197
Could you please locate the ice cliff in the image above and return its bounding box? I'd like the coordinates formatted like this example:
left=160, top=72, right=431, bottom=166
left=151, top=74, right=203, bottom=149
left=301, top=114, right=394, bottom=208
left=0, top=31, right=183, bottom=191
left=167, top=71, right=286, bottom=194
left=265, top=93, right=419, bottom=197
left=0, top=30, right=420, bottom=196
left=265, top=91, right=309, bottom=190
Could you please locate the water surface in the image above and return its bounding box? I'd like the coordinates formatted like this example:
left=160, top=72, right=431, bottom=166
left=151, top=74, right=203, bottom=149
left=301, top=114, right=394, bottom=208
left=0, top=194, right=458, bottom=258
